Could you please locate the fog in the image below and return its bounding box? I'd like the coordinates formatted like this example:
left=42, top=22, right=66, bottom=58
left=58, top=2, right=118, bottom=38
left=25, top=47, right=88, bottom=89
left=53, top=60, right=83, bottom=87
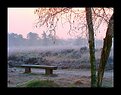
left=8, top=32, right=114, bottom=72
left=8, top=32, right=113, bottom=57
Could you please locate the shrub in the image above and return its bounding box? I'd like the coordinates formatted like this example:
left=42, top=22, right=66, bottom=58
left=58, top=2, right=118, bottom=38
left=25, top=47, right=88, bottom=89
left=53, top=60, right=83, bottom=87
left=17, top=79, right=59, bottom=87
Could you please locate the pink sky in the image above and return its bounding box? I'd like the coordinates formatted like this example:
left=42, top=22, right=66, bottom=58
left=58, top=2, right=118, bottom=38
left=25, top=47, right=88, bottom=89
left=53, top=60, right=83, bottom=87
left=8, top=8, right=110, bottom=40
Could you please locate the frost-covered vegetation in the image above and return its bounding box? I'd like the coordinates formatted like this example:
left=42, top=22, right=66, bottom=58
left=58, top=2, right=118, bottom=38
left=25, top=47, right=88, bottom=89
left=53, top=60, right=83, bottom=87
left=8, top=32, right=113, bottom=70
left=8, top=46, right=113, bottom=70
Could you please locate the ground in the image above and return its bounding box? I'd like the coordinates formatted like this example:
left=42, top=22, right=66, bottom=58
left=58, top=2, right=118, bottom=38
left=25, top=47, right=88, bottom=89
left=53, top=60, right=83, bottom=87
left=8, top=68, right=113, bottom=87
left=8, top=46, right=113, bottom=87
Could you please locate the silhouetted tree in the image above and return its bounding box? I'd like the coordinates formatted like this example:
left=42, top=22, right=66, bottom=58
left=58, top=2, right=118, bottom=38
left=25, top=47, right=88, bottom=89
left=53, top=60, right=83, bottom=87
left=27, top=32, right=40, bottom=40
left=41, top=31, right=48, bottom=46
left=27, top=32, right=40, bottom=46
left=8, top=33, right=25, bottom=47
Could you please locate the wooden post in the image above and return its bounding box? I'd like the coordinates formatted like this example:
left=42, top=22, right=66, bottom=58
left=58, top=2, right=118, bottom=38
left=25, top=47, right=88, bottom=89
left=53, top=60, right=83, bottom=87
left=45, top=69, right=53, bottom=75
left=25, top=67, right=31, bottom=73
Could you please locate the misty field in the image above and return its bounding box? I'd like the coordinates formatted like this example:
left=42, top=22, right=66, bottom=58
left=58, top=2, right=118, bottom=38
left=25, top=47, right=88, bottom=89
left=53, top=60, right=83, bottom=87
left=8, top=46, right=113, bottom=87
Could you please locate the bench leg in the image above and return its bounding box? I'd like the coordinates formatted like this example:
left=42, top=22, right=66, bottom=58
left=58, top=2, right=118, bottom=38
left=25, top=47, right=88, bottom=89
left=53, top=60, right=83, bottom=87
left=25, top=67, right=31, bottom=73
left=45, top=69, right=53, bottom=75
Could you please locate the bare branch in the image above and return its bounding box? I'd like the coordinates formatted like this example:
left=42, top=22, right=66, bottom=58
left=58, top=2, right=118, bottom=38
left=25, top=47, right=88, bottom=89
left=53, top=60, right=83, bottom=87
left=34, top=8, right=113, bottom=39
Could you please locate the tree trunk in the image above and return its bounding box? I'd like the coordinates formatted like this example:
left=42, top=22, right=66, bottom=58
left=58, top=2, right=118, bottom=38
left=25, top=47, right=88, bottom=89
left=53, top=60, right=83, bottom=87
left=85, top=8, right=97, bottom=87
left=97, top=14, right=114, bottom=87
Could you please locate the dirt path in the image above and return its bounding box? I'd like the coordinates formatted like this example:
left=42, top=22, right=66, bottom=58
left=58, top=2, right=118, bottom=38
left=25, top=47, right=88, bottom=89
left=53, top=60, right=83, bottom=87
left=8, top=68, right=113, bottom=87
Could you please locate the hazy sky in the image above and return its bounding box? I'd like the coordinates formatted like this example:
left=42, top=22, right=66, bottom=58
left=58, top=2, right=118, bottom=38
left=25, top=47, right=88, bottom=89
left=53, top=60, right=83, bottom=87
left=8, top=8, right=110, bottom=40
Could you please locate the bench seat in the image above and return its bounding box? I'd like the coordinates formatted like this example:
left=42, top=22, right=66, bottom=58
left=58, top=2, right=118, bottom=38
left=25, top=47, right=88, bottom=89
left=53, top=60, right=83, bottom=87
left=15, top=64, right=57, bottom=75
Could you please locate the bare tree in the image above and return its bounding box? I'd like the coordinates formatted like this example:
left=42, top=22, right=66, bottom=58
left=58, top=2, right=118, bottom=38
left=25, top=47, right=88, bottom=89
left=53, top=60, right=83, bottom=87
left=34, top=7, right=113, bottom=87
left=91, top=8, right=113, bottom=87
left=97, top=13, right=113, bottom=87
left=86, top=8, right=113, bottom=87
left=85, top=8, right=96, bottom=87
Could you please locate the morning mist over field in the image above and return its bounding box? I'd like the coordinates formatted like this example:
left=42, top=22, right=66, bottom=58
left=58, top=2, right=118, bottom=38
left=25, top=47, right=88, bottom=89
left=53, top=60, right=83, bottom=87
left=8, top=8, right=114, bottom=87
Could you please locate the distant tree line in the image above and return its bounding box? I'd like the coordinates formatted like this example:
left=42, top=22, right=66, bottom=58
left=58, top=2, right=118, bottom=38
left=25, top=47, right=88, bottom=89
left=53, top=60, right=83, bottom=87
left=8, top=32, right=103, bottom=48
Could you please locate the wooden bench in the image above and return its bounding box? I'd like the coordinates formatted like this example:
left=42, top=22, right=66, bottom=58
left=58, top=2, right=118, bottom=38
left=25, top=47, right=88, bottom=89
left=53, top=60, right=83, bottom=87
left=15, top=64, right=57, bottom=75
